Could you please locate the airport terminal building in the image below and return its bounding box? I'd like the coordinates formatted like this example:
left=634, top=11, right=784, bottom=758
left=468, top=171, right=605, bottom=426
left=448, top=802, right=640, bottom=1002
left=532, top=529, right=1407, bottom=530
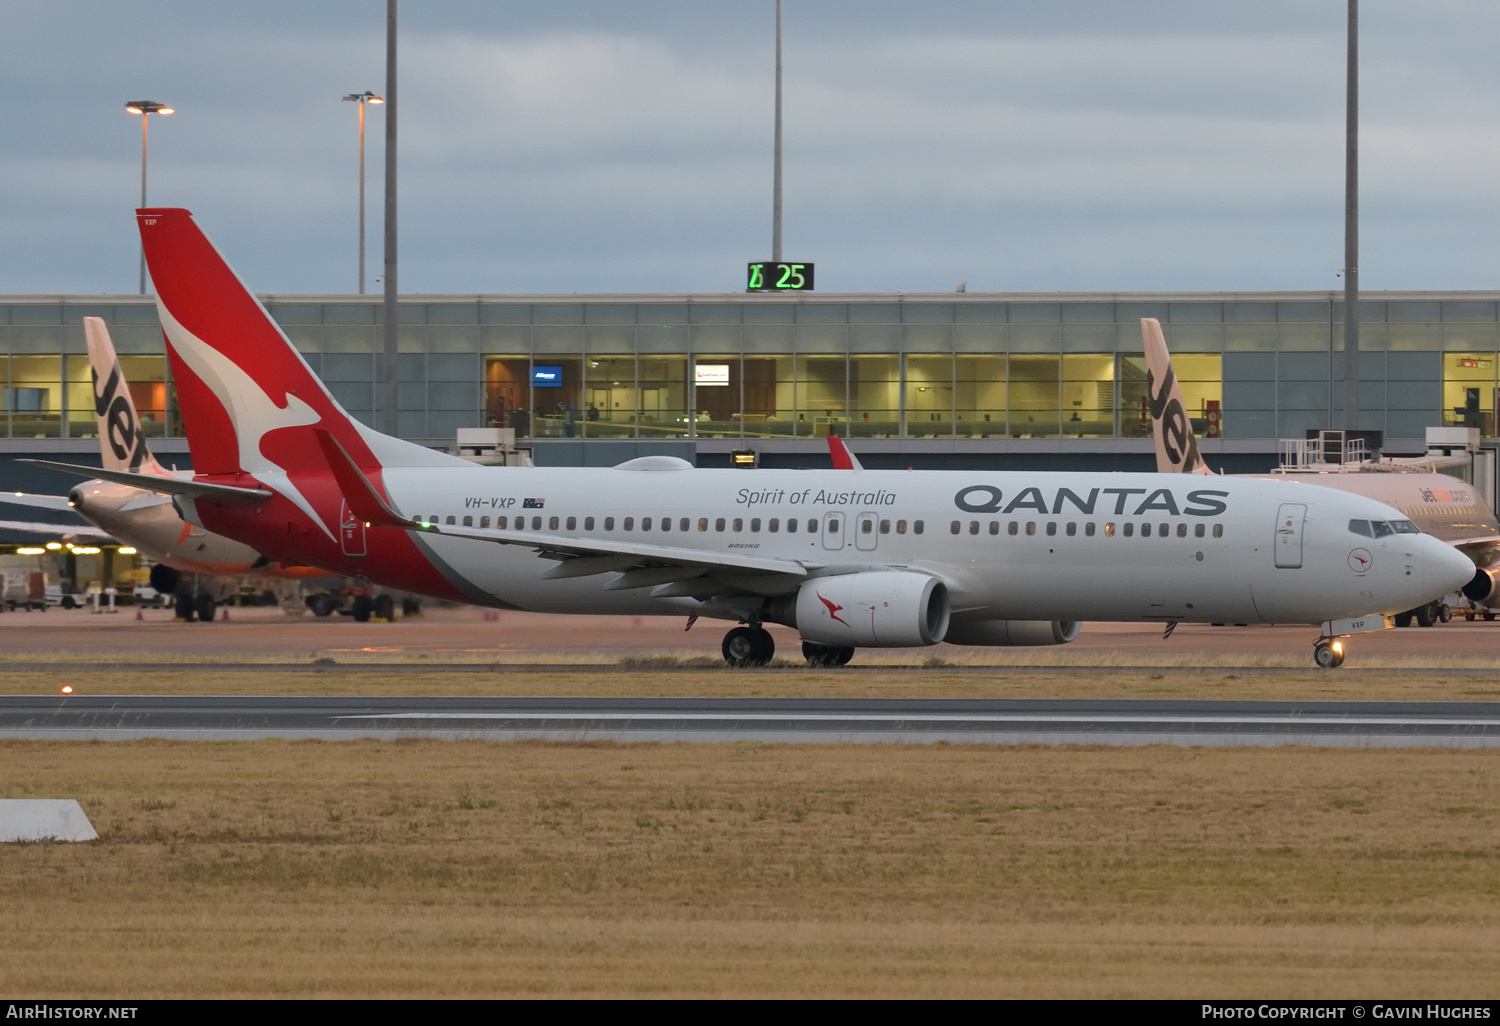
left=2, top=289, right=1499, bottom=478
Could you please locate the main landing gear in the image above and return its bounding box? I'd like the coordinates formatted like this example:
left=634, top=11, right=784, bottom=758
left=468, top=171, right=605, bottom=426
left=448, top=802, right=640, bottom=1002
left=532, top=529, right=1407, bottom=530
left=1313, top=637, right=1346, bottom=669
left=802, top=642, right=855, bottom=668
left=722, top=625, right=775, bottom=667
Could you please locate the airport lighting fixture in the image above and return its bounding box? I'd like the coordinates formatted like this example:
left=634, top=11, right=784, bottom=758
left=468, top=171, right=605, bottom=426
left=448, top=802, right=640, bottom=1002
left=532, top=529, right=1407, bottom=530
left=125, top=100, right=174, bottom=294
left=342, top=91, right=383, bottom=294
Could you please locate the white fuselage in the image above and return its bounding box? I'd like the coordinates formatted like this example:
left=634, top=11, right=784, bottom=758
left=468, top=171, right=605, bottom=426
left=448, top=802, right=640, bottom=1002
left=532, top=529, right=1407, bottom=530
left=368, top=466, right=1472, bottom=625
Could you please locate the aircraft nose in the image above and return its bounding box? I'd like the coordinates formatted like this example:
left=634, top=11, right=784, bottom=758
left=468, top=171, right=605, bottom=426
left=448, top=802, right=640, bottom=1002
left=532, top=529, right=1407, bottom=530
left=1425, top=537, right=1477, bottom=595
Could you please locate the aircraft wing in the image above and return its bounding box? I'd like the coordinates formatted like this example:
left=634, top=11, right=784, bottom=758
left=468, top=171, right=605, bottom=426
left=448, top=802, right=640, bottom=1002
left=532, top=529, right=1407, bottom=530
left=315, top=429, right=812, bottom=584
left=0, top=491, right=76, bottom=512
left=1449, top=536, right=1500, bottom=567
left=0, top=518, right=112, bottom=539
left=19, top=460, right=272, bottom=503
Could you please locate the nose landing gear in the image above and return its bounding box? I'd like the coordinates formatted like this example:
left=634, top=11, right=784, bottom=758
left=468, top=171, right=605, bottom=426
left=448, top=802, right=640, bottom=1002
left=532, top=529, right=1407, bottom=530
left=1313, top=637, right=1345, bottom=668
left=722, top=625, right=775, bottom=667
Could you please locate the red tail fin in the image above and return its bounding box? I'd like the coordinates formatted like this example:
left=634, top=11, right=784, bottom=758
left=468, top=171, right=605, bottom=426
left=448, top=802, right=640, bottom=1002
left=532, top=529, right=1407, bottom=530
left=137, top=208, right=460, bottom=483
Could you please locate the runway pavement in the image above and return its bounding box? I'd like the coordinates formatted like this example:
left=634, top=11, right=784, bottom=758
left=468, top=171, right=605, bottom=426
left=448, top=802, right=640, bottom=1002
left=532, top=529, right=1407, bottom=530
left=4, top=695, right=1500, bottom=747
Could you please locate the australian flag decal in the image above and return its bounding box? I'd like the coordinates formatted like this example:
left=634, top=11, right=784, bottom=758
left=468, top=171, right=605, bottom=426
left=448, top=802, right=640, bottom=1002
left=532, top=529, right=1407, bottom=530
left=522, top=498, right=545, bottom=509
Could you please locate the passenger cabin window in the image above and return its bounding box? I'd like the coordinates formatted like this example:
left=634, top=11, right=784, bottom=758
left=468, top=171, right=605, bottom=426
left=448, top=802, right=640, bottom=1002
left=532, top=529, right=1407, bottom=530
left=480, top=516, right=490, bottom=528
left=532, top=516, right=543, bottom=530
left=1066, top=522, right=1077, bottom=537
left=771, top=518, right=781, bottom=532
left=549, top=516, right=559, bottom=530
left=1213, top=524, right=1224, bottom=538
left=896, top=520, right=907, bottom=534
left=881, top=520, right=890, bottom=534
left=969, top=521, right=980, bottom=535
left=809, top=519, right=819, bottom=533
left=1105, top=523, right=1116, bottom=537
left=641, top=517, right=652, bottom=531
left=446, top=516, right=456, bottom=525
left=660, top=517, right=670, bottom=532
left=462, top=516, right=473, bottom=527
left=1194, top=523, right=1204, bottom=538
left=786, top=518, right=797, bottom=533
left=1008, top=521, right=1018, bottom=536
left=624, top=518, right=635, bottom=531
left=751, top=518, right=762, bottom=532
left=498, top=516, right=508, bottom=529
left=1123, top=523, right=1134, bottom=537
left=1084, top=522, right=1095, bottom=537
left=1176, top=523, right=1187, bottom=538
left=733, top=518, right=744, bottom=532
left=585, top=517, right=595, bottom=530
left=604, top=517, right=615, bottom=530
left=1139, top=523, right=1149, bottom=537
left=913, top=521, right=924, bottom=534
left=1025, top=522, right=1036, bottom=536
left=680, top=518, right=690, bottom=531
left=826, top=519, right=837, bottom=534
left=989, top=521, right=999, bottom=535
left=1045, top=522, right=1056, bottom=537
left=716, top=518, right=726, bottom=532
left=951, top=521, right=961, bottom=535
left=566, top=516, right=576, bottom=531
left=698, top=518, right=708, bottom=532
left=862, top=519, right=873, bottom=534
left=1349, top=519, right=1373, bottom=537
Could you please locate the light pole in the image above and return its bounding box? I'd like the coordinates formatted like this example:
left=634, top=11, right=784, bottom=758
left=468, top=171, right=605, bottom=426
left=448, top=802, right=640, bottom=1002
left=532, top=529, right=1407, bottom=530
left=342, top=91, right=383, bottom=294
left=125, top=100, right=173, bottom=294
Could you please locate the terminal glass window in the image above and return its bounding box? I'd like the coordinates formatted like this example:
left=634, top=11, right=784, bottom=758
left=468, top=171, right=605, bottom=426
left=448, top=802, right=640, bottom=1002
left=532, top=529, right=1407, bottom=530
left=693, top=355, right=741, bottom=438
left=956, top=356, right=1007, bottom=437
left=584, top=355, right=635, bottom=437
left=1008, top=355, right=1060, bottom=437
left=639, top=356, right=689, bottom=437
left=64, top=355, right=168, bottom=439
left=1061, top=354, right=1114, bottom=437
left=484, top=356, right=531, bottom=436
left=798, top=356, right=847, bottom=438
left=904, top=355, right=953, bottom=437
left=1443, top=353, right=1496, bottom=434
left=7, top=356, right=61, bottom=438
left=530, top=358, right=584, bottom=439
left=740, top=357, right=783, bottom=437
left=849, top=355, right=897, bottom=438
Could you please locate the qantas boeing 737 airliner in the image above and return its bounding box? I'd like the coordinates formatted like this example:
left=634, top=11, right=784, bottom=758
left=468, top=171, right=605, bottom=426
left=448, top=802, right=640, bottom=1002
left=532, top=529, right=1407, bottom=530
left=27, top=209, right=1477, bottom=667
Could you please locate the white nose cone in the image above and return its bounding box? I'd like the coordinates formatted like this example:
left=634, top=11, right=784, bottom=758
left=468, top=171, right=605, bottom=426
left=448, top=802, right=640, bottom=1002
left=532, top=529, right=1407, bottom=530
left=1426, top=537, right=1480, bottom=596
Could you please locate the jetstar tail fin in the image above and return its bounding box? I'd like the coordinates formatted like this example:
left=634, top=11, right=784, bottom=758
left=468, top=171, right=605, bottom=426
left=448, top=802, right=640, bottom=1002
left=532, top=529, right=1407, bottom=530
left=83, top=318, right=167, bottom=477
left=1142, top=318, right=1211, bottom=475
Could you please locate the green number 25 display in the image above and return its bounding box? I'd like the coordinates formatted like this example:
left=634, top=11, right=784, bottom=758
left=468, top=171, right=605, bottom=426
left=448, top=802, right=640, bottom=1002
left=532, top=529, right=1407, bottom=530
left=746, top=261, right=815, bottom=292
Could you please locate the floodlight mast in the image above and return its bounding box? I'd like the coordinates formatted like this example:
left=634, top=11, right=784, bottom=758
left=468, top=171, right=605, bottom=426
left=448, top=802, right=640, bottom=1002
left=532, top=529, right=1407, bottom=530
left=342, top=91, right=383, bottom=294
left=1343, top=0, right=1360, bottom=429
left=772, top=0, right=783, bottom=264
left=125, top=101, right=173, bottom=294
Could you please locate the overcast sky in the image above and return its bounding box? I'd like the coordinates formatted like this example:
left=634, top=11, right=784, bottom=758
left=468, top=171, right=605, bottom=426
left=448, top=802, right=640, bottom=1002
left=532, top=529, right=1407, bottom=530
left=3, top=1, right=1499, bottom=296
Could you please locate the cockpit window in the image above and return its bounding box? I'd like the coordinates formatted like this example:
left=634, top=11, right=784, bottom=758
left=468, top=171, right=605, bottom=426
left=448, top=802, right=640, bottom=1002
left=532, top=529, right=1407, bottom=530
left=1348, top=519, right=1372, bottom=537
left=1392, top=519, right=1420, bottom=534
left=1370, top=520, right=1395, bottom=538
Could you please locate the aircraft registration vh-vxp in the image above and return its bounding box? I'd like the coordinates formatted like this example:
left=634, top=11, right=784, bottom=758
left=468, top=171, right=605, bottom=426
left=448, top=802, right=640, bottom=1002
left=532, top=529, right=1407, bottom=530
left=31, top=208, right=1472, bottom=668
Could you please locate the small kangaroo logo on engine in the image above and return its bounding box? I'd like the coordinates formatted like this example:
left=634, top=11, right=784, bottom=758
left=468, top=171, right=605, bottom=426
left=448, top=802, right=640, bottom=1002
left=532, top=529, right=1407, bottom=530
left=817, top=592, right=848, bottom=626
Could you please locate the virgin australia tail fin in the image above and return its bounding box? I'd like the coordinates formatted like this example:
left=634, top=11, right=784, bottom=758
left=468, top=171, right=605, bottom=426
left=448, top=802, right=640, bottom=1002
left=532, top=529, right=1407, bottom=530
left=1141, top=318, right=1210, bottom=475
left=135, top=208, right=466, bottom=481
left=83, top=317, right=168, bottom=477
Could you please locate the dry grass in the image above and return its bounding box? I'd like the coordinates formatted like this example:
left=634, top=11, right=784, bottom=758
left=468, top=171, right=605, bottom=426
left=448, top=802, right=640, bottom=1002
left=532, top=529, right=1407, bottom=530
left=9, top=666, right=1500, bottom=702
left=1, top=740, right=1498, bottom=997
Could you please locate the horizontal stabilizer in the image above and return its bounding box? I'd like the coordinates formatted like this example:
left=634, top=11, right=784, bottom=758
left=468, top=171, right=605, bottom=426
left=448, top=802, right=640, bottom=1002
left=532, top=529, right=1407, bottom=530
left=19, top=460, right=272, bottom=503
left=0, top=491, right=75, bottom=512
left=313, top=430, right=412, bottom=529
left=0, top=519, right=112, bottom=539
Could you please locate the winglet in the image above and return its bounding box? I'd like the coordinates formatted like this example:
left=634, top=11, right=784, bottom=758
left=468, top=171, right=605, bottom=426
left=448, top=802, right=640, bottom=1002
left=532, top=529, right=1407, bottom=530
left=312, top=430, right=413, bottom=529
left=1141, top=318, right=1211, bottom=475
left=828, top=436, right=863, bottom=471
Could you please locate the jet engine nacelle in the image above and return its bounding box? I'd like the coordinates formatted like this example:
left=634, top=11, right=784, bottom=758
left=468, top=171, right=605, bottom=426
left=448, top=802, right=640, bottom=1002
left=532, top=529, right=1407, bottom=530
left=1463, top=566, right=1500, bottom=607
left=791, top=571, right=950, bottom=648
left=944, top=619, right=1081, bottom=646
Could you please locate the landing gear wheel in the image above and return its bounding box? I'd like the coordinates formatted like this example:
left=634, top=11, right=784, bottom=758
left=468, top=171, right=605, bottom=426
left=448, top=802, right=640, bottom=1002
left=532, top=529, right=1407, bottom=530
left=1416, top=603, right=1437, bottom=628
left=306, top=594, right=335, bottom=617
left=722, top=626, right=774, bottom=667
left=373, top=594, right=395, bottom=621
left=1313, top=639, right=1345, bottom=669
left=401, top=597, right=421, bottom=616
left=175, top=594, right=195, bottom=621
left=1485, top=611, right=1496, bottom=622
left=352, top=595, right=374, bottom=623
left=195, top=594, right=216, bottom=623
left=1439, top=603, right=1452, bottom=623
left=1394, top=611, right=1414, bottom=628
left=1465, top=610, right=1477, bottom=622
left=802, top=641, right=856, bottom=668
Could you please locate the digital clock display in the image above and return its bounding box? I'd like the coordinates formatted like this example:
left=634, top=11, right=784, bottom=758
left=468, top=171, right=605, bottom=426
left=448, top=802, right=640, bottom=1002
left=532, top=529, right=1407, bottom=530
left=747, top=261, right=814, bottom=292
